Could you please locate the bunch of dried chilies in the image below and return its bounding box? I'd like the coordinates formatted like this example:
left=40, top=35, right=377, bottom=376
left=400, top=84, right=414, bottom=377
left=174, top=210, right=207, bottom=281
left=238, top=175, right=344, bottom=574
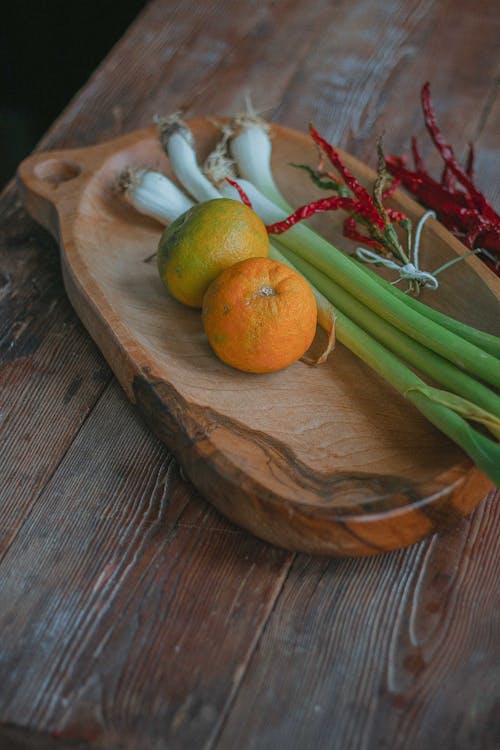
left=387, top=82, right=500, bottom=275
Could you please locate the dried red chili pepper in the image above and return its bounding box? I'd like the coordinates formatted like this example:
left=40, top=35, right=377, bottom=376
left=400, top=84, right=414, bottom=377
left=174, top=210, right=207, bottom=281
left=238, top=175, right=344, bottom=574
left=280, top=127, right=412, bottom=267
left=309, top=124, right=386, bottom=231
left=421, top=83, right=492, bottom=217
left=226, top=178, right=253, bottom=207
left=266, top=195, right=362, bottom=234
left=342, top=216, right=384, bottom=250
left=386, top=83, right=500, bottom=274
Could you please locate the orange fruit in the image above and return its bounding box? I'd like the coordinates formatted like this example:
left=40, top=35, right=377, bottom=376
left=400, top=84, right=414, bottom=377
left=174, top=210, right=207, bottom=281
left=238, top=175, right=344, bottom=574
left=202, top=257, right=317, bottom=373
left=157, top=198, right=269, bottom=308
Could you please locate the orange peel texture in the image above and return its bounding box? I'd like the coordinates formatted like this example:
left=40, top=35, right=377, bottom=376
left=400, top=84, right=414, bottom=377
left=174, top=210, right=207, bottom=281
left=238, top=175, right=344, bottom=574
left=157, top=198, right=269, bottom=308
left=202, top=257, right=318, bottom=373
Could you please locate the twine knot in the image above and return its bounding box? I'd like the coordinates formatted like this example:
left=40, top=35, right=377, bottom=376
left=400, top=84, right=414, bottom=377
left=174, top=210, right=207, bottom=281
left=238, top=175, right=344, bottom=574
left=356, top=210, right=438, bottom=289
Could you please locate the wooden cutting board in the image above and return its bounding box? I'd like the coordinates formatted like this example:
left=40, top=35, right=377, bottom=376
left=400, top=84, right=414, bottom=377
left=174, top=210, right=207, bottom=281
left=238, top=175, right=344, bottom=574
left=17, top=120, right=499, bottom=556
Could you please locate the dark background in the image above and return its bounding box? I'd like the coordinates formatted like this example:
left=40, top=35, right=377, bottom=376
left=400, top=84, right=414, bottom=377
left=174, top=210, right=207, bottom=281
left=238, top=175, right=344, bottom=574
left=1, top=0, right=148, bottom=189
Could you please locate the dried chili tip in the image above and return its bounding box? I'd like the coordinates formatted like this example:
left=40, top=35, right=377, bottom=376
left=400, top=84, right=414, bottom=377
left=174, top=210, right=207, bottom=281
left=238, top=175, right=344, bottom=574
left=225, top=177, right=253, bottom=208
left=386, top=207, right=408, bottom=223
left=440, top=144, right=474, bottom=190
left=441, top=163, right=455, bottom=191
left=421, top=82, right=497, bottom=222
left=411, top=136, right=426, bottom=173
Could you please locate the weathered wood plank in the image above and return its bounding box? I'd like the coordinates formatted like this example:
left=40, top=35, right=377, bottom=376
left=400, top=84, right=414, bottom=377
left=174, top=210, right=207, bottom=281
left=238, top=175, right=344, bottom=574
left=209, top=0, right=500, bottom=746
left=214, top=493, right=499, bottom=750
left=0, top=0, right=331, bottom=559
left=0, top=723, right=88, bottom=750
left=0, top=0, right=498, bottom=748
left=0, top=382, right=292, bottom=747
left=37, top=0, right=335, bottom=150
left=0, top=194, right=112, bottom=558
left=272, top=0, right=500, bottom=162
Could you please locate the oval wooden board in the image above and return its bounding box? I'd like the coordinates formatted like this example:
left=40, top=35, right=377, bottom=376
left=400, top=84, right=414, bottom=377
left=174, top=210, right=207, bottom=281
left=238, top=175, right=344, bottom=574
left=17, top=120, right=499, bottom=556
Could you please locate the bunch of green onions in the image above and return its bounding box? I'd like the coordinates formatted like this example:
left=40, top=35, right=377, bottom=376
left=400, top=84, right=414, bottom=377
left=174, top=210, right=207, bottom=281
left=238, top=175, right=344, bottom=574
left=120, top=114, right=500, bottom=486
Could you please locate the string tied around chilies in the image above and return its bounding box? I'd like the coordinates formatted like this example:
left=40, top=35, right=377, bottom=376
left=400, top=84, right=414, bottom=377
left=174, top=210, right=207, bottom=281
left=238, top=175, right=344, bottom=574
left=356, top=211, right=439, bottom=290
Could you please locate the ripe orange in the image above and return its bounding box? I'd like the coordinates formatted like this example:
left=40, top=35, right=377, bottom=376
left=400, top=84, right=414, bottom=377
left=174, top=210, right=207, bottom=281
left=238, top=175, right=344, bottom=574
left=202, top=257, right=317, bottom=373
left=157, top=198, right=269, bottom=308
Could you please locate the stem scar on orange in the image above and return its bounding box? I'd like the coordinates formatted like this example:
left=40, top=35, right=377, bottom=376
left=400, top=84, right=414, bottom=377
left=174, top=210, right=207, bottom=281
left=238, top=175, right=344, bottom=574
left=157, top=198, right=269, bottom=308
left=202, top=257, right=318, bottom=373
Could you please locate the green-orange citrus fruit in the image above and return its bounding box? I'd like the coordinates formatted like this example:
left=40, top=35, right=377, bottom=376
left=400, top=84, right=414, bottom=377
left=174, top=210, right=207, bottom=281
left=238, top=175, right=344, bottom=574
left=157, top=198, right=269, bottom=308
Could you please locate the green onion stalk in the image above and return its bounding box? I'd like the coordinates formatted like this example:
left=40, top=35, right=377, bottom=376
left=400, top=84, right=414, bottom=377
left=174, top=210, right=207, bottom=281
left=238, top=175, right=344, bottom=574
left=229, top=119, right=500, bottom=360
left=119, top=117, right=500, bottom=486
left=354, top=260, right=500, bottom=358
left=322, top=301, right=500, bottom=483
left=156, top=117, right=338, bottom=348
left=220, top=176, right=500, bottom=390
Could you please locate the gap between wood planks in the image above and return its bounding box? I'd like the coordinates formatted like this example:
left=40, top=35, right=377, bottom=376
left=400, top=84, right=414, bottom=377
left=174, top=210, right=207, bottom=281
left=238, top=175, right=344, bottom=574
left=204, top=553, right=296, bottom=750
left=1, top=4, right=499, bottom=743
left=0, top=376, right=112, bottom=566
left=0, top=0, right=336, bottom=573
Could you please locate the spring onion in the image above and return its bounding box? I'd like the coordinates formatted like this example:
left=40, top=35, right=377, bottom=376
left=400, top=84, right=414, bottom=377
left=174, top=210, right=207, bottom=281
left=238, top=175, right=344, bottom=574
left=120, top=168, right=194, bottom=222
left=220, top=177, right=500, bottom=390
left=230, top=118, right=500, bottom=359
left=156, top=115, right=221, bottom=202
left=118, top=118, right=500, bottom=485
left=119, top=165, right=336, bottom=362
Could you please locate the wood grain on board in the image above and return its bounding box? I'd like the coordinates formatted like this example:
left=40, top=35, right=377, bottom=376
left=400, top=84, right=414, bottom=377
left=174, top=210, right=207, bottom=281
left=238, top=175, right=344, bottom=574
left=16, top=121, right=498, bottom=554
left=0, top=0, right=332, bottom=560
left=0, top=0, right=498, bottom=748
left=0, top=381, right=293, bottom=746
left=215, top=495, right=500, bottom=750
left=0, top=194, right=111, bottom=558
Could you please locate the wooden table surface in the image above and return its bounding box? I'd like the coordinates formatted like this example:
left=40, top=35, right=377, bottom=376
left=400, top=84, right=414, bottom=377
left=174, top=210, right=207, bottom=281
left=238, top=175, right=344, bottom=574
left=1, top=1, right=499, bottom=748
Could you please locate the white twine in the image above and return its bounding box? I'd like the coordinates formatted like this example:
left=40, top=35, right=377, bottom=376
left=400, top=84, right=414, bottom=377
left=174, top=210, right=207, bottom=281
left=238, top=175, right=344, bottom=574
left=356, top=210, right=438, bottom=289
